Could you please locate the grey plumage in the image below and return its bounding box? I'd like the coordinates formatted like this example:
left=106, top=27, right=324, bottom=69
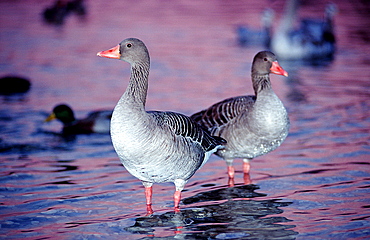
left=191, top=51, right=289, bottom=185
left=97, top=38, right=224, bottom=213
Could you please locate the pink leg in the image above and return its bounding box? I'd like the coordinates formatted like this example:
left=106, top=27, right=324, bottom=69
left=145, top=186, right=152, bottom=205
left=145, top=186, right=153, bottom=215
left=146, top=204, right=153, bottom=215
left=243, top=160, right=250, bottom=173
left=228, top=165, right=235, bottom=178
left=173, top=179, right=186, bottom=212
left=243, top=159, right=251, bottom=185
left=227, top=165, right=235, bottom=187
left=174, top=190, right=181, bottom=211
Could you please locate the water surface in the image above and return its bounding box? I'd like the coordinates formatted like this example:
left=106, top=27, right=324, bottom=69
left=1, top=0, right=369, bottom=239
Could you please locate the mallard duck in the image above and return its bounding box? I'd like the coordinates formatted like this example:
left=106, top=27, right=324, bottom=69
left=45, top=104, right=112, bottom=134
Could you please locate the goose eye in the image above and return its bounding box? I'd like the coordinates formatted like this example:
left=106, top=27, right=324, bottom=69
left=263, top=57, right=268, bottom=61
left=127, top=43, right=132, bottom=48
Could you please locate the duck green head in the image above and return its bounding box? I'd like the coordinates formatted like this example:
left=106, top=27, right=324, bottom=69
left=45, top=104, right=76, bottom=124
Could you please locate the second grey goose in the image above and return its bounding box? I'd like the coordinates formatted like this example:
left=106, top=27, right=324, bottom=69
left=191, top=51, right=289, bottom=186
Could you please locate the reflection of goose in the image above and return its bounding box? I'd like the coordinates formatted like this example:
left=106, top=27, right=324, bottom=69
left=45, top=104, right=112, bottom=134
left=182, top=184, right=266, bottom=204
left=271, top=0, right=337, bottom=60
left=191, top=51, right=289, bottom=187
left=126, top=196, right=297, bottom=239
left=97, top=38, right=225, bottom=214
left=236, top=8, right=274, bottom=47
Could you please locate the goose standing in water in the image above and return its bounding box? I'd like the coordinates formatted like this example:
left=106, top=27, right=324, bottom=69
left=97, top=38, right=225, bottom=214
left=191, top=51, right=289, bottom=186
left=270, top=0, right=337, bottom=60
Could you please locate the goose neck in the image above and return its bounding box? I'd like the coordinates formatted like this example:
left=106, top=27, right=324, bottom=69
left=124, top=61, right=150, bottom=108
left=252, top=73, right=272, bottom=95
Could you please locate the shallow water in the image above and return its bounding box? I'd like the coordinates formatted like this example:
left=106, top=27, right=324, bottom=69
left=1, top=0, right=369, bottom=239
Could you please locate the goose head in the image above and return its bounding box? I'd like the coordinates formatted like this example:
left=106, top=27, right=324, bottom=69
left=97, top=38, right=149, bottom=65
left=252, top=51, right=288, bottom=77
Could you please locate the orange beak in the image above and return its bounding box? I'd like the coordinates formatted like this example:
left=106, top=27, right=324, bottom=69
left=270, top=61, right=288, bottom=77
left=97, top=45, right=121, bottom=59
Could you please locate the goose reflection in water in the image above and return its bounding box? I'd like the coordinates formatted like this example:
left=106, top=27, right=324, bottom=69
left=126, top=185, right=297, bottom=239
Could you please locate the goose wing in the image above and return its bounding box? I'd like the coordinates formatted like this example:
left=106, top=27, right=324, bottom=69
left=150, top=111, right=225, bottom=152
left=190, top=96, right=255, bottom=134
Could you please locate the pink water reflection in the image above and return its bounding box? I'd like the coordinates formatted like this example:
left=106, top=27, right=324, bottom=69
left=1, top=0, right=369, bottom=239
